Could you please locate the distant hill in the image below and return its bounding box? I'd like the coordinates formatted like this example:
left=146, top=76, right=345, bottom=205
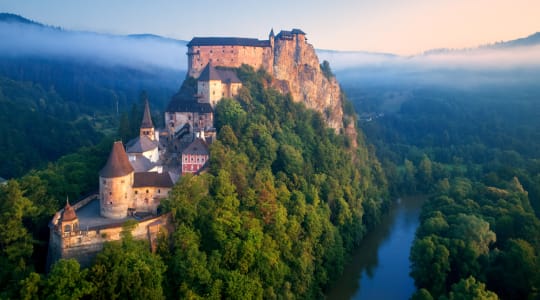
left=488, top=32, right=540, bottom=48
left=0, top=12, right=186, bottom=115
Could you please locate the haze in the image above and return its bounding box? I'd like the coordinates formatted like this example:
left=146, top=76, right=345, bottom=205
left=2, top=0, right=539, bottom=55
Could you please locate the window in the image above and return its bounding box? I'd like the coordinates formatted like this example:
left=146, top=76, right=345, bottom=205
left=158, top=189, right=161, bottom=194
left=121, top=180, right=124, bottom=183
left=135, top=190, right=138, bottom=194
left=109, top=192, right=112, bottom=196
left=146, top=189, right=149, bottom=194
left=103, top=179, right=106, bottom=184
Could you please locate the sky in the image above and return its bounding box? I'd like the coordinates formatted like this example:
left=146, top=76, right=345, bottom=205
left=1, top=0, right=539, bottom=55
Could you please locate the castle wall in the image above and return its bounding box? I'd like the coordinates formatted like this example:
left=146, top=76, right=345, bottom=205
left=48, top=214, right=171, bottom=269
left=132, top=186, right=171, bottom=214
left=166, top=111, right=213, bottom=136
left=100, top=173, right=134, bottom=219
left=198, top=79, right=223, bottom=105
left=188, top=45, right=273, bottom=78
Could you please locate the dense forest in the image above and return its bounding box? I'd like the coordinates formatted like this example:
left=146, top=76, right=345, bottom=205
left=0, top=65, right=388, bottom=299
left=344, top=79, right=540, bottom=299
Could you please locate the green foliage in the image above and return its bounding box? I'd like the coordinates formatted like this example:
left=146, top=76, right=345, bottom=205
left=0, top=76, right=104, bottom=178
left=346, top=82, right=540, bottom=298
left=410, top=178, right=540, bottom=299
left=42, top=259, right=95, bottom=300
left=90, top=238, right=166, bottom=300
left=160, top=65, right=388, bottom=298
left=0, top=180, right=36, bottom=298
left=320, top=60, right=335, bottom=80
left=448, top=276, right=498, bottom=300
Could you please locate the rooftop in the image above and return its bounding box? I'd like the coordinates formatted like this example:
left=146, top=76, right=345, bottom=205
left=182, top=138, right=209, bottom=156
left=188, top=37, right=270, bottom=48
left=141, top=99, right=154, bottom=129
left=133, top=172, right=174, bottom=188
left=99, top=141, right=134, bottom=178
left=198, top=63, right=241, bottom=83
left=167, top=95, right=213, bottom=113
left=126, top=135, right=158, bottom=154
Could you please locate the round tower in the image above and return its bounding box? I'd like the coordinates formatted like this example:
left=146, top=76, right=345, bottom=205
left=99, top=141, right=134, bottom=219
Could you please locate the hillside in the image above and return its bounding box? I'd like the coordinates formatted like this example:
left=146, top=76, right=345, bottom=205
left=0, top=13, right=185, bottom=113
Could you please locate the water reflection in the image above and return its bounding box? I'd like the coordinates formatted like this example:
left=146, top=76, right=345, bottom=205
left=326, top=196, right=425, bottom=300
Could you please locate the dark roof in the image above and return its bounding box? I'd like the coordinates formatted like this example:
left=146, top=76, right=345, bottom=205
left=198, top=62, right=221, bottom=81
left=61, top=199, right=77, bottom=221
left=198, top=63, right=241, bottom=84
left=127, top=154, right=157, bottom=173
left=141, top=99, right=154, bottom=129
left=133, top=172, right=174, bottom=188
left=99, top=141, right=134, bottom=178
left=276, top=29, right=306, bottom=40
left=126, top=135, right=158, bottom=153
left=188, top=37, right=270, bottom=47
left=182, top=138, right=209, bottom=156
left=167, top=94, right=213, bottom=113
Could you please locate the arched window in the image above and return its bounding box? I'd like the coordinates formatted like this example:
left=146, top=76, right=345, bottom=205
left=64, top=224, right=71, bottom=232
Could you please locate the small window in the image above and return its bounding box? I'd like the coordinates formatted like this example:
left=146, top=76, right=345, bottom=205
left=121, top=180, right=124, bottom=183
left=103, top=179, right=106, bottom=184
left=109, top=192, right=112, bottom=196
left=158, top=189, right=161, bottom=194
left=146, top=189, right=149, bottom=194
left=135, top=190, right=138, bottom=194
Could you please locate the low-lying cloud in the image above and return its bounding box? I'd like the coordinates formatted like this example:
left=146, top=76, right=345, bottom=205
left=0, top=22, right=188, bottom=70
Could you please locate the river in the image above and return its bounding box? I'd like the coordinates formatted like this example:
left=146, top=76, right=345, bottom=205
left=326, top=196, right=426, bottom=300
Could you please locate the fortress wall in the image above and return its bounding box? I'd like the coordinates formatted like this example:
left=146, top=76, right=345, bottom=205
left=132, top=186, right=171, bottom=214
left=188, top=45, right=272, bottom=78
left=48, top=214, right=170, bottom=268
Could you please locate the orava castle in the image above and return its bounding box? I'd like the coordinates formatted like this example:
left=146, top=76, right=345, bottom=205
left=48, top=29, right=345, bottom=268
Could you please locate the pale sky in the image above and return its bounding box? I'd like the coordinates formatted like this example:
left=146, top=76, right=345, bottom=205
left=1, top=0, right=539, bottom=55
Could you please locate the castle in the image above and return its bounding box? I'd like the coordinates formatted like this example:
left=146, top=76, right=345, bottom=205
left=48, top=28, right=346, bottom=268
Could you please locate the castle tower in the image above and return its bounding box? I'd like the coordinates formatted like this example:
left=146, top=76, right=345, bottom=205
left=197, top=62, right=223, bottom=106
left=60, top=198, right=79, bottom=235
left=140, top=99, right=155, bottom=141
left=99, top=141, right=134, bottom=219
left=269, top=28, right=275, bottom=49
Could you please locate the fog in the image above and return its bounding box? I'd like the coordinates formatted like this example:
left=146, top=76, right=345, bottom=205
left=0, top=21, right=188, bottom=70
left=317, top=44, right=540, bottom=88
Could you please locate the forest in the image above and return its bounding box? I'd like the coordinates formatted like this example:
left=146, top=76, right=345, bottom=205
left=344, top=77, right=540, bottom=299
left=0, top=65, right=388, bottom=299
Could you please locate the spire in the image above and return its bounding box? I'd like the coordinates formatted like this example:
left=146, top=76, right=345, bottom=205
left=99, top=141, right=134, bottom=178
left=269, top=28, right=275, bottom=38
left=61, top=196, right=77, bottom=221
left=141, top=98, right=154, bottom=129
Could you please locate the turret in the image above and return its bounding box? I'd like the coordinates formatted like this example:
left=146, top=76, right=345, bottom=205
left=60, top=197, right=79, bottom=235
left=269, top=28, right=275, bottom=49
left=99, top=141, right=134, bottom=219
left=140, top=99, right=155, bottom=141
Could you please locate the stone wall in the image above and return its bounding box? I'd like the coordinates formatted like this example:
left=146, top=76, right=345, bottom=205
left=48, top=213, right=171, bottom=269
left=100, top=173, right=134, bottom=219
left=188, top=45, right=273, bottom=78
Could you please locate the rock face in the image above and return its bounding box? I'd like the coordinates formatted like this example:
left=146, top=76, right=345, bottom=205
left=272, top=33, right=344, bottom=132
left=185, top=30, right=347, bottom=133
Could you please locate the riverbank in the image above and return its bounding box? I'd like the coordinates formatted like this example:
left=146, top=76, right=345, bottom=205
left=326, top=195, right=426, bottom=300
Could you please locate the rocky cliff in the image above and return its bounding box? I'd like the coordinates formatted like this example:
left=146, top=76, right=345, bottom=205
left=272, top=37, right=345, bottom=133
